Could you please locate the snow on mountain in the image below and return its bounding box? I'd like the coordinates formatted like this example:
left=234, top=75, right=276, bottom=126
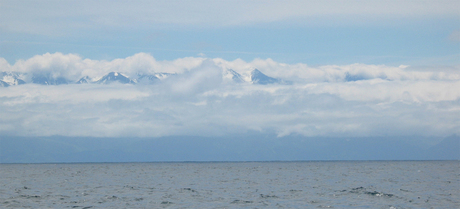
left=1, top=72, right=26, bottom=86
left=223, top=69, right=245, bottom=83
left=1, top=69, right=290, bottom=87
left=76, top=76, right=91, bottom=84
left=0, top=80, right=9, bottom=87
left=136, top=74, right=160, bottom=84
left=154, top=73, right=176, bottom=80
left=95, top=72, right=136, bottom=84
left=250, top=69, right=284, bottom=85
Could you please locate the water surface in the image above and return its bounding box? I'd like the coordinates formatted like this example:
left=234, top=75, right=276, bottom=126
left=1, top=161, right=458, bottom=208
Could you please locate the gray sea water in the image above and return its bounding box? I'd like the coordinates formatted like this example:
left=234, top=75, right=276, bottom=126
left=0, top=161, right=458, bottom=208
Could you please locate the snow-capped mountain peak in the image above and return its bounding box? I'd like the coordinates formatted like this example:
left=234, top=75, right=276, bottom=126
left=154, top=72, right=176, bottom=80
left=223, top=69, right=245, bottom=83
left=95, top=72, right=136, bottom=84
left=1, top=69, right=291, bottom=87
left=250, top=69, right=281, bottom=85
left=76, top=76, right=91, bottom=84
left=136, top=73, right=159, bottom=84
left=1, top=72, right=26, bottom=86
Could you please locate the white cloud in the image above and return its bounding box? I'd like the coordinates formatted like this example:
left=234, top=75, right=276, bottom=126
left=0, top=58, right=11, bottom=70
left=167, top=59, right=222, bottom=94
left=10, top=52, right=84, bottom=80
left=5, top=52, right=205, bottom=81
left=1, top=53, right=459, bottom=138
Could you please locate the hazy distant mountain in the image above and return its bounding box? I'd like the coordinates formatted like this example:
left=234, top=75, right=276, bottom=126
left=344, top=72, right=367, bottom=82
left=344, top=72, right=388, bottom=82
left=424, top=135, right=460, bottom=160
left=95, top=72, right=136, bottom=84
left=136, top=74, right=160, bottom=84
left=0, top=80, right=9, bottom=87
left=250, top=69, right=291, bottom=85
left=223, top=69, right=245, bottom=83
left=153, top=72, right=176, bottom=80
left=1, top=134, right=457, bottom=163
left=32, top=74, right=69, bottom=85
left=76, top=76, right=91, bottom=84
left=1, top=72, right=26, bottom=86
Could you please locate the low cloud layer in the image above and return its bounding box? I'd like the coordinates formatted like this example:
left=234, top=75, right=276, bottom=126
left=1, top=53, right=459, bottom=138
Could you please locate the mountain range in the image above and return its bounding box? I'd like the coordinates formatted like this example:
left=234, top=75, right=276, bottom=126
left=0, top=69, right=289, bottom=87
left=1, top=134, right=458, bottom=163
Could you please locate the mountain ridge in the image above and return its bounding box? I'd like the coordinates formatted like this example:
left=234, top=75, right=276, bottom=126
left=1, top=69, right=289, bottom=87
left=1, top=135, right=457, bottom=163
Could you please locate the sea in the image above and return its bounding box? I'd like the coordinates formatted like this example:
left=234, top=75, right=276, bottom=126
left=0, top=161, right=458, bottom=208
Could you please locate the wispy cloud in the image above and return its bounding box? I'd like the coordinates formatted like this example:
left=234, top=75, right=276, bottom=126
left=1, top=0, right=458, bottom=35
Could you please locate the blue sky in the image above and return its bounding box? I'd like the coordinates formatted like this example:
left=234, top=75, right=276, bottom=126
left=1, top=0, right=459, bottom=65
left=0, top=0, right=459, bottom=140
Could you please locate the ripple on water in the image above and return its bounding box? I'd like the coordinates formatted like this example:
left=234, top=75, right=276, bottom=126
left=0, top=161, right=458, bottom=208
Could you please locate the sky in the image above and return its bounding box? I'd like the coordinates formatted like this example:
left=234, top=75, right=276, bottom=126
left=1, top=0, right=459, bottom=65
left=0, top=1, right=459, bottom=147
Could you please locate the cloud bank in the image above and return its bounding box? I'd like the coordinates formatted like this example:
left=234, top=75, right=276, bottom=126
left=1, top=53, right=459, bottom=138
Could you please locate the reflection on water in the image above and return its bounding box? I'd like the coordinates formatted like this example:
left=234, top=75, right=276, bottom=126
left=0, top=161, right=458, bottom=208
